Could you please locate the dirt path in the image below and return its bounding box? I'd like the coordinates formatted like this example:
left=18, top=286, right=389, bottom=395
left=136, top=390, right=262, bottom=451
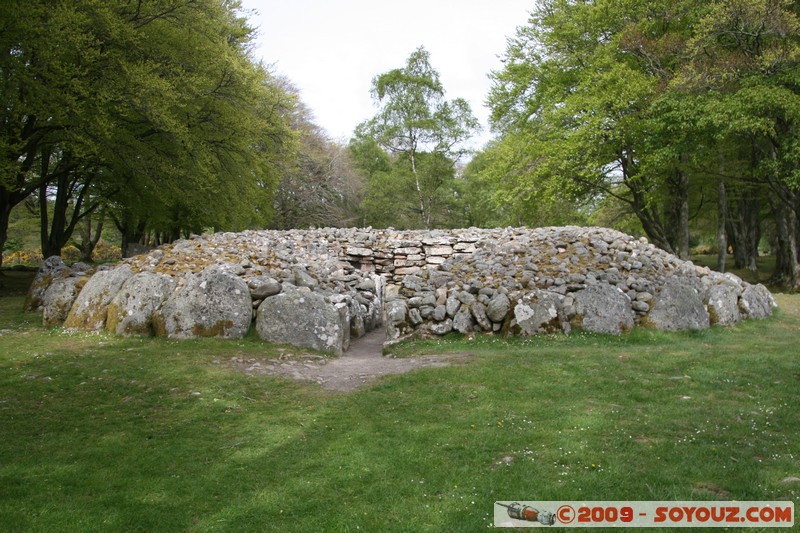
left=223, top=328, right=469, bottom=392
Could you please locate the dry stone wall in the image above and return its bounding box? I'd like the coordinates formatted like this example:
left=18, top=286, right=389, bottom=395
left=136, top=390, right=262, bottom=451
left=27, top=226, right=777, bottom=354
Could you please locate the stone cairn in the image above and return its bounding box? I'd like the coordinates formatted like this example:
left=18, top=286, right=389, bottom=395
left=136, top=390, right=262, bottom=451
left=25, top=226, right=776, bottom=355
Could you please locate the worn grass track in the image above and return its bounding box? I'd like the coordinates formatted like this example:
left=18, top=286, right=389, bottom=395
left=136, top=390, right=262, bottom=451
left=0, top=292, right=798, bottom=532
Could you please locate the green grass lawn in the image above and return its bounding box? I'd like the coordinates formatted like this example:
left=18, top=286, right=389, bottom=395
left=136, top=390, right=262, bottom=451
left=1, top=291, right=798, bottom=532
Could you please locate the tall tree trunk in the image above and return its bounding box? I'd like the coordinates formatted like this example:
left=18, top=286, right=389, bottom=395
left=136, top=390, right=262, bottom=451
left=409, top=146, right=429, bottom=229
left=118, top=220, right=147, bottom=258
left=0, top=200, right=11, bottom=273
left=666, top=166, right=690, bottom=260
left=717, top=180, right=727, bottom=272
left=770, top=186, right=800, bottom=290
left=40, top=173, right=71, bottom=259
left=726, top=185, right=761, bottom=272
left=1, top=187, right=41, bottom=272
left=78, top=211, right=104, bottom=262
left=620, top=150, right=676, bottom=255
left=40, top=163, right=97, bottom=260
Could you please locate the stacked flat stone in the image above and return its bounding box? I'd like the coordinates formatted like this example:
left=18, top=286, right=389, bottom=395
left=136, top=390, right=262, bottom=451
left=380, top=226, right=775, bottom=340
left=26, top=226, right=777, bottom=354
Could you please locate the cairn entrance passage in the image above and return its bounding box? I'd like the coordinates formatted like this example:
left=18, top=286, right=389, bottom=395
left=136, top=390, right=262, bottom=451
left=221, top=327, right=469, bottom=392
left=27, top=226, right=776, bottom=356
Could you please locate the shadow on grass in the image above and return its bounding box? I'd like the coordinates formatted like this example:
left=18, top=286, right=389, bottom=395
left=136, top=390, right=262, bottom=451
left=1, top=286, right=798, bottom=531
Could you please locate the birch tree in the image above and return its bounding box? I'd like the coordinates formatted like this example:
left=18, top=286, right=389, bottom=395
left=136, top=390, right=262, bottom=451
left=356, top=47, right=478, bottom=229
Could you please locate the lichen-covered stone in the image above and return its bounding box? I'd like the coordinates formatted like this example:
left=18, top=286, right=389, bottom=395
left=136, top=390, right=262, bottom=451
left=445, top=296, right=461, bottom=317
left=256, top=287, right=346, bottom=355
left=24, top=256, right=71, bottom=312
left=42, top=276, right=85, bottom=327
left=739, top=283, right=775, bottom=319
left=293, top=268, right=319, bottom=289
left=706, top=282, right=741, bottom=326
left=486, top=292, right=511, bottom=323
left=428, top=318, right=453, bottom=335
left=385, top=299, right=411, bottom=341
left=513, top=290, right=565, bottom=335
left=471, top=302, right=492, bottom=331
left=64, top=265, right=134, bottom=331
left=39, top=225, right=777, bottom=351
left=572, top=284, right=634, bottom=334
left=452, top=306, right=474, bottom=334
left=153, top=265, right=250, bottom=339
left=646, top=276, right=709, bottom=331
left=247, top=276, right=282, bottom=299
left=106, top=272, right=176, bottom=336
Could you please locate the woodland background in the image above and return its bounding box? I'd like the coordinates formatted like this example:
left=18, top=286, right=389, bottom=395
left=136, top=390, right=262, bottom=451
left=2, top=0, right=799, bottom=288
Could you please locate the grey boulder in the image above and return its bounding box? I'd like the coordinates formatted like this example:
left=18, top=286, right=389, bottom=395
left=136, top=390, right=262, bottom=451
left=385, top=299, right=411, bottom=341
left=646, top=276, right=709, bottom=331
left=513, top=290, right=565, bottom=335
left=64, top=265, right=134, bottom=331
left=739, top=283, right=776, bottom=319
left=256, top=287, right=347, bottom=355
left=25, top=256, right=71, bottom=312
left=486, top=292, right=511, bottom=323
left=153, top=265, right=251, bottom=339
left=452, top=306, right=474, bottom=334
left=247, top=276, right=282, bottom=299
left=706, top=282, right=742, bottom=326
left=107, top=272, right=177, bottom=336
left=572, top=284, right=634, bottom=334
left=42, top=276, right=85, bottom=327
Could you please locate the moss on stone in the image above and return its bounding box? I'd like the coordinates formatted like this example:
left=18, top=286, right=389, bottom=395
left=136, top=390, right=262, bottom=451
left=23, top=274, right=52, bottom=311
left=105, top=303, right=122, bottom=334
left=151, top=313, right=168, bottom=338
left=192, top=320, right=235, bottom=338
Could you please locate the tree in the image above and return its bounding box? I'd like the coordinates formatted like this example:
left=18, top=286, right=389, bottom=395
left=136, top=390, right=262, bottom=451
left=355, top=47, right=479, bottom=229
left=270, top=78, right=364, bottom=229
left=0, top=0, right=294, bottom=265
left=676, top=0, right=800, bottom=286
left=460, top=136, right=589, bottom=228
left=486, top=0, right=704, bottom=257
left=484, top=0, right=800, bottom=288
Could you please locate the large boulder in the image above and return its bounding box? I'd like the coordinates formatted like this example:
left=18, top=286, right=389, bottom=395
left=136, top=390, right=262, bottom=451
left=706, top=282, right=742, bottom=326
left=385, top=299, right=410, bottom=340
left=486, top=292, right=511, bottom=323
left=452, top=306, right=474, bottom=334
left=24, top=256, right=71, bottom=312
left=739, top=283, right=776, bottom=319
left=471, top=302, right=492, bottom=331
left=513, top=290, right=565, bottom=335
left=106, top=272, right=177, bottom=336
left=64, top=265, right=134, bottom=331
left=572, top=284, right=635, bottom=334
left=42, top=275, right=87, bottom=327
left=255, top=287, right=347, bottom=355
left=646, top=276, right=710, bottom=331
left=153, top=265, right=251, bottom=339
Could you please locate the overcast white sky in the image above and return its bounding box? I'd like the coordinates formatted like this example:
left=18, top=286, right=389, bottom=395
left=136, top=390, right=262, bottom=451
left=239, top=0, right=533, bottom=148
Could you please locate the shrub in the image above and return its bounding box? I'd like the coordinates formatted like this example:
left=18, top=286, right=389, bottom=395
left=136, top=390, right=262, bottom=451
left=3, top=249, right=44, bottom=266
left=690, top=244, right=717, bottom=256
left=3, top=238, right=22, bottom=253
left=93, top=240, right=122, bottom=262
left=62, top=245, right=81, bottom=263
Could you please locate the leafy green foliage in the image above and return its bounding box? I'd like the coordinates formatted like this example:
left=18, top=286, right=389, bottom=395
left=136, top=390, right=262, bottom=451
left=481, top=0, right=800, bottom=285
left=354, top=47, right=479, bottom=229
left=271, top=79, right=365, bottom=229
left=484, top=0, right=686, bottom=247
left=0, top=0, right=295, bottom=263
